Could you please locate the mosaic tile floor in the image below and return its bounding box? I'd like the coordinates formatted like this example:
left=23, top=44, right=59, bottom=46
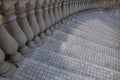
left=7, top=10, right=120, bottom=80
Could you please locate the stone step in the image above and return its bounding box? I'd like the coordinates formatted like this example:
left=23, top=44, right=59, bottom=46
left=53, top=31, right=120, bottom=51
left=72, top=16, right=120, bottom=39
left=87, top=12, right=120, bottom=30
left=60, top=25, right=120, bottom=45
left=31, top=48, right=120, bottom=80
left=70, top=19, right=120, bottom=40
left=64, top=23, right=120, bottom=44
left=75, top=14, right=120, bottom=35
left=58, top=28, right=120, bottom=57
left=59, top=25, right=120, bottom=50
left=41, top=37, right=120, bottom=71
left=13, top=59, right=93, bottom=80
left=80, top=14, right=120, bottom=35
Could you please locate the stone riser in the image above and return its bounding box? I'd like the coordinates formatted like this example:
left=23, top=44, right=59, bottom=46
left=41, top=38, right=120, bottom=71
left=30, top=48, right=120, bottom=80
left=59, top=28, right=120, bottom=50
left=13, top=59, right=94, bottom=80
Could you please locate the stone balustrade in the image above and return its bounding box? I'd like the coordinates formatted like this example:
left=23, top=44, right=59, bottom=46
left=0, top=0, right=119, bottom=78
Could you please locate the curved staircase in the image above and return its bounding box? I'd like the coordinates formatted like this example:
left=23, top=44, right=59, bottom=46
left=7, top=9, right=120, bottom=80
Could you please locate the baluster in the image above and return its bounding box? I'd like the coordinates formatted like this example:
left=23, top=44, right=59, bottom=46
left=53, top=0, right=60, bottom=29
left=26, top=0, right=42, bottom=46
left=62, top=0, right=67, bottom=22
left=15, top=0, right=37, bottom=49
left=76, top=0, right=79, bottom=12
left=35, top=0, right=46, bottom=40
left=56, top=0, right=62, bottom=25
left=73, top=0, right=76, bottom=14
left=0, top=14, right=22, bottom=66
left=61, top=0, right=66, bottom=23
left=69, top=0, right=72, bottom=16
left=57, top=0, right=64, bottom=26
left=49, top=0, right=56, bottom=33
left=72, top=0, right=75, bottom=14
left=58, top=0, right=63, bottom=22
left=67, top=0, right=70, bottom=18
left=65, top=0, right=69, bottom=21
left=79, top=0, right=81, bottom=11
left=0, top=48, right=17, bottom=78
left=1, top=0, right=32, bottom=56
left=66, top=0, right=69, bottom=18
left=43, top=0, right=52, bottom=36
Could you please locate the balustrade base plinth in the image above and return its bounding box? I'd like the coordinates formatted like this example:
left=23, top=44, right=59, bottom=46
left=19, top=46, right=33, bottom=56
left=39, top=33, right=46, bottom=40
left=50, top=26, right=55, bottom=33
left=45, top=29, right=52, bottom=36
left=10, top=52, right=24, bottom=66
left=27, top=41, right=37, bottom=50
left=0, top=62, right=17, bottom=78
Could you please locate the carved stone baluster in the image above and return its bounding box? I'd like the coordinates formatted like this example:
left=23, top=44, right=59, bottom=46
left=43, top=0, right=52, bottom=36
left=57, top=0, right=63, bottom=25
left=0, top=15, right=22, bottom=65
left=49, top=0, right=56, bottom=32
left=64, top=0, right=68, bottom=23
left=26, top=0, right=42, bottom=46
left=1, top=0, right=32, bottom=56
left=66, top=0, right=69, bottom=18
left=72, top=0, right=74, bottom=14
left=15, top=0, right=37, bottom=49
left=53, top=0, right=60, bottom=28
left=0, top=48, right=17, bottom=78
left=73, top=0, right=75, bottom=13
left=74, top=0, right=76, bottom=12
left=79, top=0, right=80, bottom=11
left=77, top=0, right=79, bottom=12
left=59, top=0, right=63, bottom=21
left=56, top=0, right=61, bottom=23
left=67, top=0, right=70, bottom=17
left=69, top=0, right=72, bottom=16
left=35, top=0, right=46, bottom=39
left=62, top=0, right=66, bottom=19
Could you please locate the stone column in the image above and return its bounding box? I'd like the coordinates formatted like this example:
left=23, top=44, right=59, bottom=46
left=0, top=48, right=17, bottom=78
left=0, top=15, right=22, bottom=66
left=26, top=0, right=42, bottom=46
left=43, top=0, right=52, bottom=36
left=35, top=0, right=46, bottom=40
left=15, top=0, right=37, bottom=49
left=1, top=0, right=32, bottom=56
left=49, top=0, right=56, bottom=32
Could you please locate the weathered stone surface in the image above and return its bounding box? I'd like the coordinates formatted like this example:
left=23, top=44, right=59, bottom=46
left=0, top=15, right=22, bottom=65
left=16, top=0, right=37, bottom=49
